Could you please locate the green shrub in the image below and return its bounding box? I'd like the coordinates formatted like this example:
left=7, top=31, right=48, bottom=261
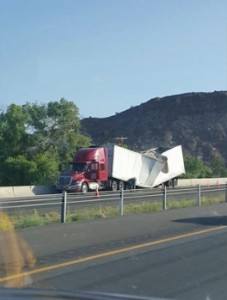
left=15, top=210, right=44, bottom=228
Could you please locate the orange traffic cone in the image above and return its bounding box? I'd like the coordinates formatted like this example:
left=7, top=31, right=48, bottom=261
left=95, top=187, right=100, bottom=198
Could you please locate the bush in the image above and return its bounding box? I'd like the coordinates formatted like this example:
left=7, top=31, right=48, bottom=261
left=15, top=210, right=44, bottom=228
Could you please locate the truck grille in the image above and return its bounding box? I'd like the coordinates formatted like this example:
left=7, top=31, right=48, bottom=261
left=58, top=176, right=72, bottom=187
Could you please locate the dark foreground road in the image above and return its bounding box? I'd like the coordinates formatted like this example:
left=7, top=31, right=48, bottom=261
left=1, top=204, right=227, bottom=300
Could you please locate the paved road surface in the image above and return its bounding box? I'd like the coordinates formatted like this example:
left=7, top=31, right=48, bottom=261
left=1, top=203, right=227, bottom=300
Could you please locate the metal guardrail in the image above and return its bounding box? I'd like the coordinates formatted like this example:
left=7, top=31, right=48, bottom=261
left=0, top=185, right=227, bottom=223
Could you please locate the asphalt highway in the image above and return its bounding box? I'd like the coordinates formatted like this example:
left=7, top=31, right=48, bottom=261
left=1, top=203, right=227, bottom=300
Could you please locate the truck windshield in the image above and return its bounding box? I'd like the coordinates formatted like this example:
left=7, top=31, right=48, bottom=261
left=72, top=163, right=88, bottom=172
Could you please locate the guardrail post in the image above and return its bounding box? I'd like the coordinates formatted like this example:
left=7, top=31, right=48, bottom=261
left=162, top=186, right=167, bottom=210
left=225, top=183, right=227, bottom=203
left=119, top=187, right=124, bottom=216
left=61, top=190, right=67, bottom=223
left=197, top=184, right=201, bottom=206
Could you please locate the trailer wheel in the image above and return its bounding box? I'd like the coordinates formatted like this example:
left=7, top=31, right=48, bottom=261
left=172, top=178, right=178, bottom=187
left=127, top=178, right=136, bottom=190
left=81, top=183, right=88, bottom=193
left=111, top=180, right=118, bottom=191
left=163, top=181, right=170, bottom=188
left=118, top=181, right=124, bottom=190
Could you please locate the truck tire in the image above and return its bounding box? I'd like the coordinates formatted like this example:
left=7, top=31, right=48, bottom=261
left=118, top=181, right=124, bottom=190
left=172, top=178, right=178, bottom=187
left=162, top=181, right=170, bottom=188
left=165, top=181, right=170, bottom=188
left=127, top=178, right=136, bottom=190
left=111, top=180, right=118, bottom=191
left=81, top=183, right=88, bottom=193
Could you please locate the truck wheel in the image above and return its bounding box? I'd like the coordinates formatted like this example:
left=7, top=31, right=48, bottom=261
left=111, top=180, right=118, bottom=191
left=172, top=178, right=178, bottom=187
left=165, top=181, right=170, bottom=188
left=162, top=181, right=168, bottom=188
left=81, top=183, right=88, bottom=193
left=118, top=181, right=124, bottom=190
left=127, top=178, right=136, bottom=190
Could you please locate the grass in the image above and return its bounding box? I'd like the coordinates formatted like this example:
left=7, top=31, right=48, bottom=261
left=15, top=210, right=45, bottom=228
left=0, top=195, right=226, bottom=231
left=69, top=206, right=118, bottom=222
left=201, top=195, right=224, bottom=205
left=124, top=201, right=162, bottom=214
left=168, top=199, right=197, bottom=209
left=0, top=211, right=14, bottom=231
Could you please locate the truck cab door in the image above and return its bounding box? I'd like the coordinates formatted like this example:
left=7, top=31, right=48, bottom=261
left=90, top=162, right=99, bottom=180
left=99, top=162, right=108, bottom=181
left=90, top=162, right=108, bottom=181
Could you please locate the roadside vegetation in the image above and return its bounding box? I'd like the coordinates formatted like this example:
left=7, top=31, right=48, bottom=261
left=0, top=195, right=225, bottom=231
left=0, top=99, right=91, bottom=186
left=183, top=156, right=227, bottom=178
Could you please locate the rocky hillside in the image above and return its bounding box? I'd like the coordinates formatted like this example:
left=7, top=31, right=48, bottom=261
left=81, top=91, right=227, bottom=166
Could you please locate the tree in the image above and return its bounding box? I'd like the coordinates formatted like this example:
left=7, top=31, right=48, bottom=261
left=0, top=104, right=30, bottom=160
left=0, top=156, right=37, bottom=186
left=0, top=152, right=59, bottom=186
left=31, top=151, right=59, bottom=184
left=0, top=99, right=91, bottom=186
left=184, top=156, right=211, bottom=178
left=24, top=98, right=91, bottom=161
left=210, top=156, right=227, bottom=177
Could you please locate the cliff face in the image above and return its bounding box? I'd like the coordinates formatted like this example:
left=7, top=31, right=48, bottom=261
left=81, top=91, right=227, bottom=165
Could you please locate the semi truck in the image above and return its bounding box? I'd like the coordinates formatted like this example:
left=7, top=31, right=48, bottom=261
left=55, top=145, right=185, bottom=193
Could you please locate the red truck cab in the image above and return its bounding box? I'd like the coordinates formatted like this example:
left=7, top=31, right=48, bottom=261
left=55, top=147, right=108, bottom=192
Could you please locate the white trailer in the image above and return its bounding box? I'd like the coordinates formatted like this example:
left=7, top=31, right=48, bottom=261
left=56, top=144, right=185, bottom=193
left=145, top=145, right=185, bottom=187
left=107, top=145, right=185, bottom=188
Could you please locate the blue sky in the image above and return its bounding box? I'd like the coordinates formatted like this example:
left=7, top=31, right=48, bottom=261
left=0, top=0, right=226, bottom=118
